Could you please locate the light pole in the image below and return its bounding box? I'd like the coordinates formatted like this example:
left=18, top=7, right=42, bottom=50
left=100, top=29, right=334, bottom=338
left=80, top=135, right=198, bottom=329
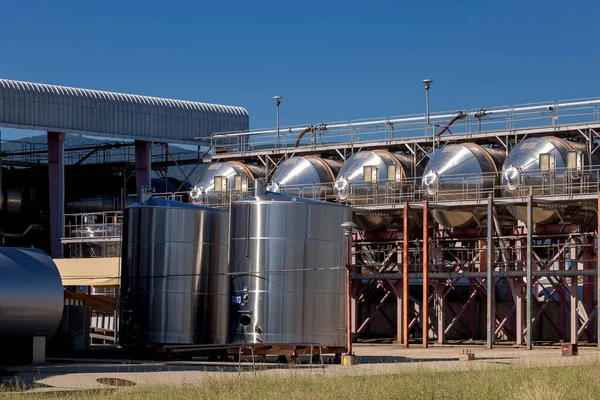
left=422, top=79, right=433, bottom=136
left=273, top=96, right=283, bottom=148
left=341, top=221, right=357, bottom=356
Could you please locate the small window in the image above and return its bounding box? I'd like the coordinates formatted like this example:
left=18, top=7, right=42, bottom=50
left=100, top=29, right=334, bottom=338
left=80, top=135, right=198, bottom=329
left=387, top=165, right=398, bottom=182
left=539, top=153, right=555, bottom=173
left=214, top=176, right=227, bottom=192
left=566, top=151, right=582, bottom=171
left=363, top=166, right=377, bottom=182
left=234, top=175, right=242, bottom=191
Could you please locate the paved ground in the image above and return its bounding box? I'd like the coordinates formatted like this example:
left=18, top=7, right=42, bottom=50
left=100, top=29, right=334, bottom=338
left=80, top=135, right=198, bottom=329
left=4, top=344, right=600, bottom=392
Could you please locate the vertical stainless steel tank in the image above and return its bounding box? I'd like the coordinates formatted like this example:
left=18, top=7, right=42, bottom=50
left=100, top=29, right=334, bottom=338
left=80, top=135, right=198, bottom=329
left=229, top=190, right=352, bottom=347
left=500, top=137, right=596, bottom=224
left=333, top=150, right=421, bottom=230
left=422, top=144, right=505, bottom=228
left=0, top=248, right=64, bottom=339
left=267, top=156, right=342, bottom=199
left=120, top=197, right=228, bottom=345
left=189, top=162, right=265, bottom=207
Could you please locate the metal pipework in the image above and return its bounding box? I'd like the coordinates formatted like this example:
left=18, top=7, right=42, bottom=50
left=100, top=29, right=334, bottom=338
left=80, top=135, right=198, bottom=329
left=342, top=221, right=357, bottom=356
left=212, top=99, right=600, bottom=139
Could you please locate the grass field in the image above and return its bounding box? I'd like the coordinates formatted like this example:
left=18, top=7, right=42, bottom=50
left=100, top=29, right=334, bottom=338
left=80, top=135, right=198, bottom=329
left=2, top=360, right=599, bottom=399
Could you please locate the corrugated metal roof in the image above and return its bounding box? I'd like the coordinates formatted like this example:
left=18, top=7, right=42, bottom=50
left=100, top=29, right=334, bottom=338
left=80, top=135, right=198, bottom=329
left=0, top=78, right=249, bottom=144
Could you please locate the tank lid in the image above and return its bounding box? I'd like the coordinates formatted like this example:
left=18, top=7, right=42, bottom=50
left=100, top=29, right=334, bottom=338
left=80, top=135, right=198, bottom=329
left=128, top=197, right=220, bottom=210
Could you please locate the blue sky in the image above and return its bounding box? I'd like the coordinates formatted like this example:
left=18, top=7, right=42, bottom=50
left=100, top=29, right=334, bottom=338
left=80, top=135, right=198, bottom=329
left=0, top=0, right=599, bottom=141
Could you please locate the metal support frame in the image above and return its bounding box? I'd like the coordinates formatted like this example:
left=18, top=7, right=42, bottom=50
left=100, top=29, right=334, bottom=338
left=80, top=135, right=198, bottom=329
left=526, top=194, right=533, bottom=349
left=487, top=197, right=495, bottom=349
left=48, top=131, right=64, bottom=258
left=402, top=201, right=410, bottom=347
left=422, top=201, right=429, bottom=348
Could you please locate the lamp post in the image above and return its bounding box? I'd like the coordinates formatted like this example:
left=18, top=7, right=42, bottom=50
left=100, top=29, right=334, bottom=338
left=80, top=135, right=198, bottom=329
left=273, top=96, right=283, bottom=148
left=341, top=221, right=357, bottom=356
left=422, top=79, right=433, bottom=136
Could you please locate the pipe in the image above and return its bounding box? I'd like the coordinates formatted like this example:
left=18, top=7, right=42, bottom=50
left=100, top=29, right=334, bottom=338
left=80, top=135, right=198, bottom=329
left=436, top=112, right=467, bottom=137
left=346, top=235, right=353, bottom=355
left=212, top=99, right=600, bottom=139
left=294, top=128, right=312, bottom=148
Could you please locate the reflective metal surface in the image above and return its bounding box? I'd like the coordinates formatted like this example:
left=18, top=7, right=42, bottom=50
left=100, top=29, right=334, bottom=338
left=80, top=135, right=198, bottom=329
left=267, top=156, right=342, bottom=199
left=120, top=197, right=228, bottom=345
left=190, top=162, right=265, bottom=206
left=422, top=143, right=505, bottom=228
left=500, top=137, right=595, bottom=224
left=0, top=248, right=64, bottom=338
left=334, top=150, right=420, bottom=230
left=229, top=192, right=351, bottom=346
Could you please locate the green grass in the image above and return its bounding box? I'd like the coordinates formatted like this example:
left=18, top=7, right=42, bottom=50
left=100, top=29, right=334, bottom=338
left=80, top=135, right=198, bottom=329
left=2, top=361, right=600, bottom=399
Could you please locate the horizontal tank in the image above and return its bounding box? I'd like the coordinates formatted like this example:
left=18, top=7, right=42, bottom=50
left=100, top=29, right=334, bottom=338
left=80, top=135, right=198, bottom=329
left=189, top=162, right=265, bottom=206
left=267, top=156, right=342, bottom=199
left=0, top=248, right=64, bottom=339
left=422, top=144, right=505, bottom=228
left=120, top=197, right=228, bottom=346
left=501, top=136, right=596, bottom=224
left=334, top=150, right=421, bottom=230
left=229, top=187, right=351, bottom=347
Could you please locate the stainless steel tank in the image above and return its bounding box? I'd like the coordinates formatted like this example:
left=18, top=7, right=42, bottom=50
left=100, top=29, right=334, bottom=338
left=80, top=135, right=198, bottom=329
left=333, top=150, right=421, bottom=230
left=189, top=162, right=265, bottom=206
left=500, top=136, right=595, bottom=224
left=229, top=190, right=352, bottom=347
left=0, top=248, right=64, bottom=338
left=120, top=197, right=228, bottom=345
left=422, top=143, right=505, bottom=228
left=267, top=156, right=342, bottom=199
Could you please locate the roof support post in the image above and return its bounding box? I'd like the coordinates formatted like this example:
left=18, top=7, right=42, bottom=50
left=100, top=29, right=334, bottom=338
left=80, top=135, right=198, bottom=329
left=48, top=131, right=64, bottom=258
left=135, top=140, right=152, bottom=189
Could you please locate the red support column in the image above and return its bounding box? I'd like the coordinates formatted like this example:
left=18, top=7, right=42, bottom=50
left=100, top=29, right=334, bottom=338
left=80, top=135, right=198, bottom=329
left=422, top=201, right=429, bottom=348
left=402, top=202, right=410, bottom=348
left=48, top=132, right=64, bottom=258
left=135, top=140, right=152, bottom=189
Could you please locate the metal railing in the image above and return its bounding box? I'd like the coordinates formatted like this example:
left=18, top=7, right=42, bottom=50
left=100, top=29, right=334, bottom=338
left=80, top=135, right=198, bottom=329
left=209, top=98, right=600, bottom=154
left=64, top=211, right=123, bottom=239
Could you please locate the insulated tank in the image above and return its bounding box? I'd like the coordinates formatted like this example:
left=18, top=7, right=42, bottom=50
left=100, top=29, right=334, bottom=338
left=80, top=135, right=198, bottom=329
left=120, top=197, right=228, bottom=346
left=229, top=188, right=352, bottom=347
left=189, top=162, right=265, bottom=206
left=422, top=144, right=505, bottom=228
left=267, top=156, right=342, bottom=199
left=334, top=150, right=421, bottom=230
left=0, top=248, right=64, bottom=339
left=501, top=137, right=595, bottom=224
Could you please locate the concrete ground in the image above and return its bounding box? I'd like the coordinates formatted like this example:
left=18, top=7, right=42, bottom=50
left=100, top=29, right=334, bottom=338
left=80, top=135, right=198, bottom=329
left=3, top=344, right=600, bottom=392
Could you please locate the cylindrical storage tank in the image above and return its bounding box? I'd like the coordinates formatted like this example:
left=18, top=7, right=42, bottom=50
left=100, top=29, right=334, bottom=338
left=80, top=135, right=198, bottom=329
left=0, top=248, right=64, bottom=339
left=422, top=144, right=505, bottom=228
left=229, top=191, right=352, bottom=347
left=500, top=137, right=595, bottom=224
left=267, top=156, right=342, bottom=199
left=189, top=162, right=265, bottom=206
left=333, top=150, right=420, bottom=230
left=120, top=197, right=228, bottom=346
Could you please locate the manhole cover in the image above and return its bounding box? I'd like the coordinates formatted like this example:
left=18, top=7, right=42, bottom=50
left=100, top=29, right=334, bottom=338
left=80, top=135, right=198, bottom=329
left=96, top=378, right=137, bottom=387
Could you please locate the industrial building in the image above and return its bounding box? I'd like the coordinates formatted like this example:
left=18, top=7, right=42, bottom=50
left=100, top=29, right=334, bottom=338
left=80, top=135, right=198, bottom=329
left=1, top=77, right=600, bottom=363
